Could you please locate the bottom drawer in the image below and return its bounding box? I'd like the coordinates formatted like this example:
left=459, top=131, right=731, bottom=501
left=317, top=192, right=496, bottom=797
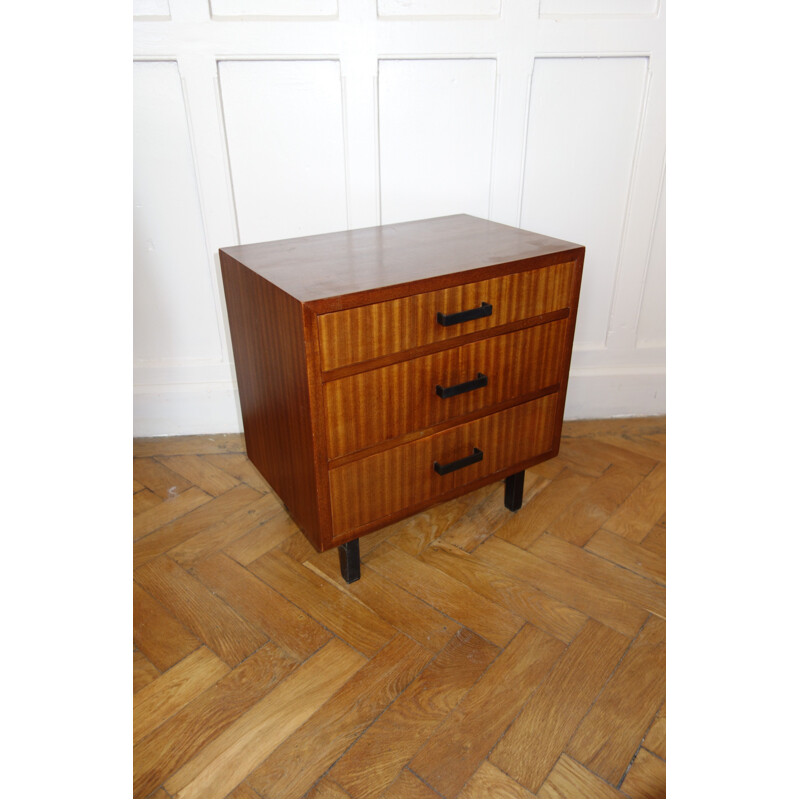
left=328, top=392, right=559, bottom=536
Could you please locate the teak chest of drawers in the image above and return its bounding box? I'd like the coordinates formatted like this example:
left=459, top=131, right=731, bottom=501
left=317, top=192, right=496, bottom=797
left=220, top=214, right=584, bottom=582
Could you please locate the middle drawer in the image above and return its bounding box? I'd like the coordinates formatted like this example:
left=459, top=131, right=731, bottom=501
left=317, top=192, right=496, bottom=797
left=324, top=318, right=568, bottom=460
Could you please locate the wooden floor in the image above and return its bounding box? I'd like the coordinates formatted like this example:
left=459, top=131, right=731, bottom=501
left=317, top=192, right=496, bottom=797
left=133, top=417, right=666, bottom=799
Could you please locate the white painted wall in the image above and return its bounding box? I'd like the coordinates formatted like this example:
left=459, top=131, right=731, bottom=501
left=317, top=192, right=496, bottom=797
left=133, top=0, right=665, bottom=436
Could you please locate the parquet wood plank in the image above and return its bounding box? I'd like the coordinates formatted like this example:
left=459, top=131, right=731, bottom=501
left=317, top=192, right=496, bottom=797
left=277, top=529, right=319, bottom=563
left=133, top=582, right=201, bottom=672
left=134, top=488, right=164, bottom=517
left=475, top=537, right=648, bottom=637
left=363, top=542, right=524, bottom=647
left=224, top=513, right=299, bottom=565
left=133, top=485, right=263, bottom=568
left=595, top=433, right=665, bottom=465
left=529, top=533, right=665, bottom=618
left=528, top=454, right=570, bottom=479
left=167, top=493, right=283, bottom=568
left=538, top=754, right=624, bottom=799
left=147, top=789, right=172, bottom=799
left=248, top=549, right=397, bottom=657
left=191, top=552, right=331, bottom=661
left=567, top=615, right=666, bottom=785
left=440, top=473, right=550, bottom=552
left=155, top=454, right=242, bottom=497
left=457, top=762, right=535, bottom=799
left=133, top=647, right=229, bottom=744
left=133, top=477, right=145, bottom=493
left=383, top=770, right=440, bottom=798
left=640, top=522, right=666, bottom=556
left=586, top=529, right=666, bottom=585
left=417, top=539, right=586, bottom=644
left=557, top=436, right=614, bottom=477
left=305, top=554, right=461, bottom=652
left=248, top=634, right=431, bottom=799
left=410, top=624, right=564, bottom=797
left=489, top=620, right=630, bottom=793
left=306, top=777, right=352, bottom=799
left=134, top=556, right=267, bottom=667
left=561, top=417, right=665, bottom=440
left=385, top=493, right=474, bottom=556
left=133, top=433, right=245, bottom=458
left=494, top=468, right=596, bottom=549
left=328, top=629, right=499, bottom=799
left=133, top=487, right=212, bottom=542
left=643, top=705, right=666, bottom=760
left=134, top=643, right=297, bottom=798
left=546, top=465, right=645, bottom=546
left=564, top=436, right=659, bottom=476
left=620, top=748, right=666, bottom=798
left=226, top=782, right=260, bottom=799
left=164, top=638, right=364, bottom=799
left=133, top=649, right=161, bottom=694
left=203, top=452, right=272, bottom=492
left=604, top=463, right=666, bottom=542
left=133, top=457, right=193, bottom=499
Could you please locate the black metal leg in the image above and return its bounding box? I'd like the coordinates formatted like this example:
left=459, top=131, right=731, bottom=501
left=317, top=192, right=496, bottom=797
left=338, top=539, right=361, bottom=583
left=504, top=470, right=524, bottom=512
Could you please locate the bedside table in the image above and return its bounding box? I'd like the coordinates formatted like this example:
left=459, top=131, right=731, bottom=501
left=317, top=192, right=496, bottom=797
left=220, top=214, right=584, bottom=582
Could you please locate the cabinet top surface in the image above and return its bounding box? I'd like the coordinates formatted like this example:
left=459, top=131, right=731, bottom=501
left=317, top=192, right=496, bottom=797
left=220, top=214, right=583, bottom=304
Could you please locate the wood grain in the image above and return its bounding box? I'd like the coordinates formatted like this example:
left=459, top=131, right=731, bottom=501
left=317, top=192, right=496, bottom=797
left=133, top=457, right=193, bottom=499
left=567, top=615, right=666, bottom=785
left=620, top=748, right=666, bottom=798
left=585, top=528, right=666, bottom=584
left=458, top=762, right=535, bottom=799
left=133, top=650, right=160, bottom=694
left=133, top=582, right=200, bottom=672
left=489, top=620, right=630, bottom=792
left=191, top=552, right=331, bottom=661
left=328, top=628, right=498, bottom=798
left=364, top=542, right=524, bottom=647
left=324, top=319, right=567, bottom=458
left=155, top=454, right=241, bottom=496
left=164, top=638, right=364, bottom=799
left=134, top=556, right=267, bottom=667
left=538, top=754, right=625, bottom=799
left=329, top=393, right=558, bottom=536
left=643, top=705, right=666, bottom=760
left=133, top=487, right=211, bottom=541
left=247, top=634, right=431, bottom=799
left=604, top=463, right=666, bottom=541
left=134, top=643, right=297, bottom=798
left=133, top=647, right=228, bottom=744
left=384, top=770, right=440, bottom=798
left=410, top=624, right=564, bottom=796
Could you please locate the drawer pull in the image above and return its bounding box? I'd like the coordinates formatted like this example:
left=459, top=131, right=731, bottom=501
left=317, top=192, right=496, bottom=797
left=437, top=301, right=493, bottom=327
left=433, top=447, right=484, bottom=476
left=436, top=372, right=488, bottom=399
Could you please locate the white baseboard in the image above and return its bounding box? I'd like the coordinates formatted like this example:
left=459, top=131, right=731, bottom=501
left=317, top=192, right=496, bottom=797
left=564, top=365, right=666, bottom=420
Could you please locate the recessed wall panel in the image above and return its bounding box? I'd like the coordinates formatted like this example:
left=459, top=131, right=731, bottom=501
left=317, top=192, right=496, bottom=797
left=378, top=58, right=496, bottom=225
left=133, top=61, right=221, bottom=363
left=210, top=0, right=337, bottom=17
left=636, top=175, right=665, bottom=348
left=520, top=56, right=648, bottom=347
left=219, top=60, right=349, bottom=243
left=378, top=0, right=500, bottom=17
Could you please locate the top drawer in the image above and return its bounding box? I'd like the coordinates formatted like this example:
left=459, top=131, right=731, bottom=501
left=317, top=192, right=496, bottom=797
left=317, top=261, right=575, bottom=372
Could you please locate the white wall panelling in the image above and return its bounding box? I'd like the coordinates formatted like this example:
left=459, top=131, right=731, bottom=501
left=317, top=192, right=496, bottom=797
left=378, top=59, right=497, bottom=224
left=134, top=0, right=665, bottom=435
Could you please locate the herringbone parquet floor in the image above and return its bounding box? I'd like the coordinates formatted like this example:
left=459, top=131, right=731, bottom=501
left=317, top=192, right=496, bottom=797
left=133, top=417, right=666, bottom=799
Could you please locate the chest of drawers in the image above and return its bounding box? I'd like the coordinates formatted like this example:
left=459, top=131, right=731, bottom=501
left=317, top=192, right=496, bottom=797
left=220, top=214, right=584, bottom=582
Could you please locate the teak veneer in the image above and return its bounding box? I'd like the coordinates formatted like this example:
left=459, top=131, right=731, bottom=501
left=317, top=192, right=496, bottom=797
left=220, top=214, right=584, bottom=582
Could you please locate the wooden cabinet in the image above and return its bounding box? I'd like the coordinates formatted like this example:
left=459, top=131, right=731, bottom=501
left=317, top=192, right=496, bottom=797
left=220, top=214, right=584, bottom=581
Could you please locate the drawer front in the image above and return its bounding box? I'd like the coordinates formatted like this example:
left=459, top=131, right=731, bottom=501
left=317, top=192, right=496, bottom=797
left=324, top=319, right=568, bottom=460
left=328, top=393, right=558, bottom=536
left=318, top=261, right=575, bottom=371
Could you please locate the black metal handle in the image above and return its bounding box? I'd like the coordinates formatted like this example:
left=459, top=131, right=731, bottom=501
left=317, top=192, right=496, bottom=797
left=436, top=372, right=488, bottom=399
left=436, top=301, right=493, bottom=327
left=433, top=447, right=484, bottom=476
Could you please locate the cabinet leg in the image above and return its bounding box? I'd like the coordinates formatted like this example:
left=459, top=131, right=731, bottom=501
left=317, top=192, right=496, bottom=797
left=504, top=470, right=524, bottom=512
left=338, top=539, right=361, bottom=583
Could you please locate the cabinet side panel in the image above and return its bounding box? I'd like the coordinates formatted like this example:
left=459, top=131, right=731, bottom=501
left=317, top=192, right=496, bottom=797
left=220, top=251, right=323, bottom=549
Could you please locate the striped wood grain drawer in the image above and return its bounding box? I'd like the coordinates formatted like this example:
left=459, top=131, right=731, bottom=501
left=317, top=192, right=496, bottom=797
left=324, top=318, right=568, bottom=460
left=328, top=392, right=559, bottom=537
left=317, top=261, right=575, bottom=372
